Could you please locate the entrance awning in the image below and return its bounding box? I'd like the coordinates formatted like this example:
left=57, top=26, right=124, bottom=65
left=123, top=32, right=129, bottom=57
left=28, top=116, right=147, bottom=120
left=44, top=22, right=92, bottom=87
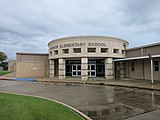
left=113, top=54, right=160, bottom=62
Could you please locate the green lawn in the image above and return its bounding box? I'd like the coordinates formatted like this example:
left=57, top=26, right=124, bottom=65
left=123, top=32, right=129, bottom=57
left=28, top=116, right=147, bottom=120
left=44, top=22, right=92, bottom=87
left=0, top=93, right=84, bottom=120
left=0, top=70, right=11, bottom=76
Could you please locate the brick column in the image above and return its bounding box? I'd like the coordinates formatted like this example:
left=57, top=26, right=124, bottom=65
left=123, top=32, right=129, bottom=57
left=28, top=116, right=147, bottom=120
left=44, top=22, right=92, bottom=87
left=49, top=60, right=54, bottom=78
left=58, top=58, right=65, bottom=79
left=105, top=58, right=113, bottom=80
left=81, top=58, right=88, bottom=82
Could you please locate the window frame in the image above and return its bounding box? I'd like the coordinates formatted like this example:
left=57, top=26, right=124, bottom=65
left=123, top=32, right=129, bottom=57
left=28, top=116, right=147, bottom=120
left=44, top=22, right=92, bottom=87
left=73, top=48, right=81, bottom=53
left=54, top=50, right=58, bottom=55
left=101, top=48, right=108, bottom=53
left=113, top=49, right=119, bottom=54
left=122, top=50, right=125, bottom=54
left=88, top=48, right=96, bottom=53
left=62, top=49, right=69, bottom=54
left=131, top=62, right=135, bottom=71
left=154, top=61, right=159, bottom=71
left=49, top=51, right=52, bottom=56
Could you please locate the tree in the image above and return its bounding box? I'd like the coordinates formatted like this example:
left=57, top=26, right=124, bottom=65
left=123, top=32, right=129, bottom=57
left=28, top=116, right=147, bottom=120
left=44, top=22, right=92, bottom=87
left=0, top=52, right=7, bottom=70
left=0, top=52, right=7, bottom=62
left=0, top=62, right=8, bottom=70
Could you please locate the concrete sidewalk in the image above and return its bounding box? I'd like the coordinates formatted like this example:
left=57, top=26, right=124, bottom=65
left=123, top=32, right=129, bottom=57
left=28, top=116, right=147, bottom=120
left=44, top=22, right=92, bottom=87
left=36, top=77, right=160, bottom=91
left=1, top=74, right=160, bottom=91
left=2, top=73, right=160, bottom=92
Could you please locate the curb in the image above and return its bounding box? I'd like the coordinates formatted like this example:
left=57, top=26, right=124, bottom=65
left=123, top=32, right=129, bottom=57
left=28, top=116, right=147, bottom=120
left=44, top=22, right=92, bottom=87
left=2, top=78, right=160, bottom=91
left=36, top=80, right=160, bottom=91
left=104, top=83, right=160, bottom=91
left=88, top=82, right=160, bottom=91
left=0, top=91, right=92, bottom=120
left=0, top=78, right=14, bottom=80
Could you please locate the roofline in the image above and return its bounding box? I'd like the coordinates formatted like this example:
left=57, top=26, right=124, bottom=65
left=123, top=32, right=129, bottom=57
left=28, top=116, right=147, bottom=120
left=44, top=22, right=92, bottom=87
left=48, top=35, right=129, bottom=46
left=127, top=42, right=160, bottom=51
left=16, top=53, right=48, bottom=55
left=113, top=54, right=160, bottom=62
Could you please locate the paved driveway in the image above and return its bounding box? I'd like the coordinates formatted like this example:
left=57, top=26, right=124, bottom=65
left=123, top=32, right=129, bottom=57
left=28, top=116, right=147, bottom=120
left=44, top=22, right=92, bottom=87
left=0, top=80, right=160, bottom=120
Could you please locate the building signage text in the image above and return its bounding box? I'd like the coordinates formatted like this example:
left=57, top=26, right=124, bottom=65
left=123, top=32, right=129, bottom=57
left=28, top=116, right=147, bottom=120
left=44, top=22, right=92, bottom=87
left=50, top=42, right=107, bottom=50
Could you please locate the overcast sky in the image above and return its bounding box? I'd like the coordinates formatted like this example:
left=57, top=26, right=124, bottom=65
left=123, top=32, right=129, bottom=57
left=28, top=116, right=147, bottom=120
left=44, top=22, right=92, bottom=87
left=0, top=0, right=160, bottom=59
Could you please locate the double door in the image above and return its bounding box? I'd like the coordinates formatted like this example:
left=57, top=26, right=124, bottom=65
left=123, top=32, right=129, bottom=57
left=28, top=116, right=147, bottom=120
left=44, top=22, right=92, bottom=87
left=72, top=64, right=96, bottom=77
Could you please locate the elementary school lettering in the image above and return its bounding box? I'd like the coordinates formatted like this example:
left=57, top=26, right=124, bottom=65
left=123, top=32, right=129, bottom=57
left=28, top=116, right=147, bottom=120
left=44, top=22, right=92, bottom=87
left=50, top=42, right=107, bottom=50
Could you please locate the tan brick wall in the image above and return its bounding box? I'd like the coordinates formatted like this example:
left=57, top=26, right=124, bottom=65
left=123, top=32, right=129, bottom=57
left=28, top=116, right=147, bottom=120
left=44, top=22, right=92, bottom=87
left=130, top=60, right=144, bottom=79
left=143, top=45, right=160, bottom=56
left=126, top=49, right=141, bottom=58
left=8, top=60, right=16, bottom=72
left=16, top=53, right=49, bottom=78
left=16, top=61, right=49, bottom=78
left=17, top=53, right=48, bottom=62
left=124, top=59, right=160, bottom=81
left=126, top=44, right=160, bottom=58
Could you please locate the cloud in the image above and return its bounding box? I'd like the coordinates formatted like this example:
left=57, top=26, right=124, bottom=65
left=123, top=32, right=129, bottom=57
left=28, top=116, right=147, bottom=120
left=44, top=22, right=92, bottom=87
left=0, top=0, right=160, bottom=59
left=119, top=0, right=160, bottom=24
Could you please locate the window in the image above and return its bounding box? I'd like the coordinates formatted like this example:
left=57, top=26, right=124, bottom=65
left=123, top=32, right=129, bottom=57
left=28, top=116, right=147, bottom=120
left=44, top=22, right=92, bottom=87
left=88, top=48, right=96, bottom=52
left=49, top=51, right=52, bottom=56
left=101, top=48, right=108, bottom=53
left=131, top=62, right=135, bottom=71
left=62, top=49, right=69, bottom=54
left=113, top=49, right=119, bottom=53
left=154, top=61, right=159, bottom=71
left=122, top=50, right=125, bottom=54
left=73, top=48, right=81, bottom=53
left=54, top=50, right=58, bottom=55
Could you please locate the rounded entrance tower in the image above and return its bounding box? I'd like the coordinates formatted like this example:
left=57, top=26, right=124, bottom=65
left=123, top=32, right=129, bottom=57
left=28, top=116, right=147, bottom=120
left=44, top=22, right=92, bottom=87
left=48, top=36, right=128, bottom=81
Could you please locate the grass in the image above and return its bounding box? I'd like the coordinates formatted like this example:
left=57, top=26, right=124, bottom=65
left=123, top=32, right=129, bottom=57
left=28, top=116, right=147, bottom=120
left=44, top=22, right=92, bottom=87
left=0, top=93, right=84, bottom=120
left=0, top=70, right=11, bottom=76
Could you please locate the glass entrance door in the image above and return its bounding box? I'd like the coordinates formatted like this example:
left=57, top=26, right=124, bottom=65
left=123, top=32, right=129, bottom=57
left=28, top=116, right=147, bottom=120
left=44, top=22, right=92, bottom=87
left=88, top=64, right=96, bottom=77
left=72, top=64, right=81, bottom=76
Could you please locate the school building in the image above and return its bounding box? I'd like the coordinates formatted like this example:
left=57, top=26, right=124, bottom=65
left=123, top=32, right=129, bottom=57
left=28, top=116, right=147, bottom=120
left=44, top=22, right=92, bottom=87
left=10, top=36, right=160, bottom=82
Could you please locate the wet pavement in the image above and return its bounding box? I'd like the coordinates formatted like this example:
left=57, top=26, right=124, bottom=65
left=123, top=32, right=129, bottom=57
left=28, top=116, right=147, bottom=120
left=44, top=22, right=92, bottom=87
left=0, top=80, right=160, bottom=120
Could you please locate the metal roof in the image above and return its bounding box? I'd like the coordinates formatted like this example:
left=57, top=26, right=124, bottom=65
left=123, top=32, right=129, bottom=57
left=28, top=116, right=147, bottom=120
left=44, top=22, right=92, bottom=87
left=126, top=42, right=160, bottom=51
left=16, top=53, right=48, bottom=55
left=113, top=54, right=160, bottom=62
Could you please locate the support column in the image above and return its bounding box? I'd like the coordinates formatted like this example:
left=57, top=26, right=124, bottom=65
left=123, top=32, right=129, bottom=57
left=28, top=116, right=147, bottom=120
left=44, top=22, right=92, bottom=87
left=81, top=58, right=88, bottom=82
left=58, top=58, right=66, bottom=79
left=105, top=58, right=113, bottom=80
left=113, top=62, right=115, bottom=80
left=120, top=62, right=125, bottom=78
left=150, top=58, right=154, bottom=84
left=49, top=60, right=54, bottom=78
